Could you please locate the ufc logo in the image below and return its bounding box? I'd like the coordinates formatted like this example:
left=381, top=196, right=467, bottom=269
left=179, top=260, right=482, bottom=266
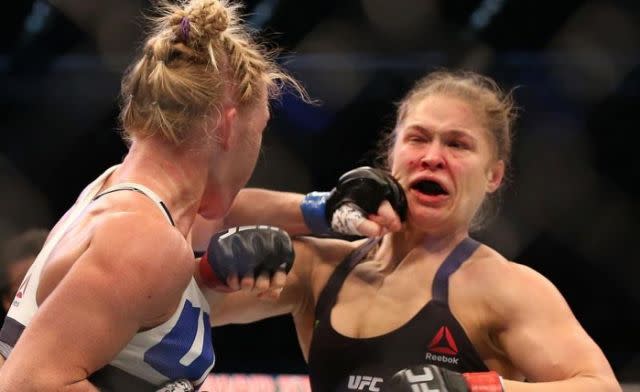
left=347, top=375, right=384, bottom=391
left=402, top=367, right=440, bottom=392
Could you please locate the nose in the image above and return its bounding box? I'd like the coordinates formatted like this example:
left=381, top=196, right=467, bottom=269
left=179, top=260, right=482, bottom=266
left=420, top=142, right=445, bottom=170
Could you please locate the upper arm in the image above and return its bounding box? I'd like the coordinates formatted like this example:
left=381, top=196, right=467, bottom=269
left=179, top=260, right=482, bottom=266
left=0, top=215, right=192, bottom=388
left=191, top=214, right=224, bottom=251
left=225, top=189, right=308, bottom=235
left=209, top=237, right=318, bottom=326
left=493, top=264, right=616, bottom=383
left=191, top=188, right=308, bottom=251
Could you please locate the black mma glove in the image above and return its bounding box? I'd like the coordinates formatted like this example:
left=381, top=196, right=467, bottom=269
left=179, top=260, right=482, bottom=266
left=385, top=365, right=503, bottom=392
left=300, top=166, right=407, bottom=236
left=198, top=226, right=295, bottom=291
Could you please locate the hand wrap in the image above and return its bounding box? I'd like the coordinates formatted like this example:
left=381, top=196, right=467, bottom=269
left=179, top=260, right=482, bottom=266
left=300, top=166, right=407, bottom=236
left=155, top=379, right=194, bottom=392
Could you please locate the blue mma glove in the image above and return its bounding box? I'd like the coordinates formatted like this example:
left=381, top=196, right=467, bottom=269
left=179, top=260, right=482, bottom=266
left=199, top=226, right=295, bottom=291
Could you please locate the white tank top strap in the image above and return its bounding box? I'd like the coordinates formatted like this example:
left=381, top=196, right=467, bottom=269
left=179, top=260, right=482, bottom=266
left=77, top=165, right=119, bottom=201
left=95, top=182, right=175, bottom=226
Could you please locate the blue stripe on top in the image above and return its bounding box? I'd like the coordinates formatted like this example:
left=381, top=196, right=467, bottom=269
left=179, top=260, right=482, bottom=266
left=432, top=237, right=481, bottom=303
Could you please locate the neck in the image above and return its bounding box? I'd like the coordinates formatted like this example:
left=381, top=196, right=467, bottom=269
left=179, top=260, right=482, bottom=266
left=374, top=226, right=470, bottom=273
left=108, top=136, right=218, bottom=235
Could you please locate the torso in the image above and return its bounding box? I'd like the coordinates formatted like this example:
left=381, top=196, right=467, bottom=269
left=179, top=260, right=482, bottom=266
left=293, top=236, right=524, bottom=391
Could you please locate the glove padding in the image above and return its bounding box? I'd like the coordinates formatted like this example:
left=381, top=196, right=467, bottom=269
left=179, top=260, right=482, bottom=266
left=300, top=166, right=408, bottom=236
left=385, top=365, right=503, bottom=392
left=327, top=166, right=407, bottom=223
left=199, top=226, right=295, bottom=290
left=155, top=379, right=194, bottom=392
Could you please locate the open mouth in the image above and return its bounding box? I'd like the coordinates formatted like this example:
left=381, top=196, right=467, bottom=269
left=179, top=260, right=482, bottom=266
left=411, top=180, right=449, bottom=197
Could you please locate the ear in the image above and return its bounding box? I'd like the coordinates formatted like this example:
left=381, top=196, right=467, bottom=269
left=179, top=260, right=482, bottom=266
left=218, top=106, right=238, bottom=151
left=486, top=160, right=505, bottom=193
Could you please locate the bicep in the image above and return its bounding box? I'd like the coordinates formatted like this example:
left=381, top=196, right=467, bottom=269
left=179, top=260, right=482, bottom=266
left=224, top=189, right=308, bottom=235
left=2, top=251, right=146, bottom=386
left=2, top=222, right=190, bottom=388
left=496, top=270, right=614, bottom=382
left=209, top=290, right=294, bottom=326
left=191, top=215, right=224, bottom=251
left=190, top=187, right=307, bottom=250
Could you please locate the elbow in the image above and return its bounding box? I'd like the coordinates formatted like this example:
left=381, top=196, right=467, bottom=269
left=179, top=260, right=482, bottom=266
left=592, top=374, right=622, bottom=392
left=606, top=379, right=623, bottom=392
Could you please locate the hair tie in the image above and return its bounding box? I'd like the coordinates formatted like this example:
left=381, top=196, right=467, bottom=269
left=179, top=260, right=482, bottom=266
left=180, top=16, right=190, bottom=42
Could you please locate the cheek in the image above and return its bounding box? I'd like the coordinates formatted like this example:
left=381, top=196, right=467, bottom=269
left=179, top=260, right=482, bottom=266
left=464, top=168, right=490, bottom=198
left=391, top=145, right=419, bottom=171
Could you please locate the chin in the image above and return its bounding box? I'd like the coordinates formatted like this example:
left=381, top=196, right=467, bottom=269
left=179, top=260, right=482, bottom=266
left=408, top=208, right=449, bottom=229
left=198, top=208, right=224, bottom=221
left=198, top=198, right=231, bottom=220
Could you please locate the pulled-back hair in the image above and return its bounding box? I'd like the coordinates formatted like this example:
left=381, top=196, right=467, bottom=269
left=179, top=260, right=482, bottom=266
left=120, top=0, right=306, bottom=144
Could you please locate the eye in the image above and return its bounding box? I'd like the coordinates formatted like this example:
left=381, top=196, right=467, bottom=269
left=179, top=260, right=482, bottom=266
left=406, top=134, right=427, bottom=143
left=448, top=140, right=469, bottom=149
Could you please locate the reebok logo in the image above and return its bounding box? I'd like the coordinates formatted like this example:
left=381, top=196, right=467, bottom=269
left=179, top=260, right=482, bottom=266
left=347, top=375, right=383, bottom=391
left=426, top=326, right=460, bottom=365
left=425, top=352, right=459, bottom=365
left=15, top=273, right=31, bottom=299
left=12, top=273, right=31, bottom=307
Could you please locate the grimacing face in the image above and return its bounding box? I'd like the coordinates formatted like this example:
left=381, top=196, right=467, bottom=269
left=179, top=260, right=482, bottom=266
left=390, top=94, right=504, bottom=233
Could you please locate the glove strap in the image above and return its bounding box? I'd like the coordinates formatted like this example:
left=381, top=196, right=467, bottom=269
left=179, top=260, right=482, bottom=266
left=198, top=254, right=232, bottom=292
left=462, top=371, right=504, bottom=392
left=300, top=191, right=331, bottom=235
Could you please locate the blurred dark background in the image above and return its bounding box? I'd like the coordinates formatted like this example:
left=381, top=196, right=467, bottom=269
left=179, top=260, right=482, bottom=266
left=1, top=0, right=639, bottom=385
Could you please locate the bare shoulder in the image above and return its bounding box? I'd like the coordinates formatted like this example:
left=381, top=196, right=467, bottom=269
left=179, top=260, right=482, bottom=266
left=92, top=212, right=193, bottom=279
left=461, top=243, right=571, bottom=323
left=87, top=212, right=194, bottom=318
left=292, top=236, right=362, bottom=283
left=461, top=243, right=541, bottom=286
left=290, top=236, right=360, bottom=298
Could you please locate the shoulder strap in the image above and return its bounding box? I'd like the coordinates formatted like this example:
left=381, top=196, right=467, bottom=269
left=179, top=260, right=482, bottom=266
left=314, top=238, right=380, bottom=320
left=93, top=182, right=175, bottom=226
left=432, top=237, right=481, bottom=303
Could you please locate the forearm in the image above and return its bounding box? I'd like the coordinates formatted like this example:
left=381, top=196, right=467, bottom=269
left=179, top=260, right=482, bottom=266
left=502, top=376, right=621, bottom=392
left=0, top=371, right=100, bottom=392
left=204, top=288, right=291, bottom=326
left=225, top=189, right=308, bottom=235
left=61, top=380, right=101, bottom=392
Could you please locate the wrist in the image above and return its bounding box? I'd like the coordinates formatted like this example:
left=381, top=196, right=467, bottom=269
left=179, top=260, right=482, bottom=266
left=300, top=191, right=331, bottom=235
left=198, top=254, right=232, bottom=292
left=462, top=371, right=504, bottom=392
